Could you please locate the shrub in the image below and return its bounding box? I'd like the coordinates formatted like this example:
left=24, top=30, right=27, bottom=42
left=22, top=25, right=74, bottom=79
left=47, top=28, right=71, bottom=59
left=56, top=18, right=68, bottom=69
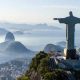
left=38, top=57, right=49, bottom=76
left=44, top=72, right=55, bottom=80
left=17, top=76, right=30, bottom=80
left=29, top=51, right=48, bottom=71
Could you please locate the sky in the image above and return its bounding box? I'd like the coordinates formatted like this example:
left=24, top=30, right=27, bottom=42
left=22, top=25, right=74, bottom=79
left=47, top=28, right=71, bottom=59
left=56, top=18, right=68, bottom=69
left=0, top=0, right=80, bottom=25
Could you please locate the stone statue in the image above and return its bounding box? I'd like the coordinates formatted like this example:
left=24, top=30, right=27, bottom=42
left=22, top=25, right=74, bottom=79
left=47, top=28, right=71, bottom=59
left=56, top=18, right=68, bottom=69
left=53, top=11, right=80, bottom=59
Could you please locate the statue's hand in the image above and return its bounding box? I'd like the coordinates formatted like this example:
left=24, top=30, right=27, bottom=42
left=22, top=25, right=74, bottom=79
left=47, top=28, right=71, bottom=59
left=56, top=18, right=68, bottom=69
left=53, top=18, right=58, bottom=20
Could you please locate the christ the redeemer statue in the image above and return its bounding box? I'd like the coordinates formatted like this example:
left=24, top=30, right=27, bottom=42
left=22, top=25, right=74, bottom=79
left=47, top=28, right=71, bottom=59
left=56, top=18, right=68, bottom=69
left=54, top=11, right=80, bottom=59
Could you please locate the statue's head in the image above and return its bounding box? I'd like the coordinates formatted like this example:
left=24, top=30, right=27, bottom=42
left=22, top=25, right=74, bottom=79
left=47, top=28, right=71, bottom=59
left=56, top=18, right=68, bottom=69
left=69, top=11, right=73, bottom=16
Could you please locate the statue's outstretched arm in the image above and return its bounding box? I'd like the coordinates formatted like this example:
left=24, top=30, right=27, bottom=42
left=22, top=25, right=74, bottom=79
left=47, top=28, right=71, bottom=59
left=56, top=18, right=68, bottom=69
left=75, top=17, right=80, bottom=23
left=53, top=18, right=66, bottom=23
left=53, top=18, right=60, bottom=20
left=78, top=18, right=80, bottom=23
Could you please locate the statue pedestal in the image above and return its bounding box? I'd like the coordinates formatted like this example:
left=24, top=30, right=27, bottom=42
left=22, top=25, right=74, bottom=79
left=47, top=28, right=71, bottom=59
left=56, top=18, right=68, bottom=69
left=64, top=48, right=77, bottom=59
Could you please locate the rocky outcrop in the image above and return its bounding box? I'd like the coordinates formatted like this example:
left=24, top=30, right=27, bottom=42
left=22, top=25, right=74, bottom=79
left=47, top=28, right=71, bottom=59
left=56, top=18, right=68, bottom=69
left=5, top=32, right=15, bottom=42
left=44, top=44, right=63, bottom=53
left=0, top=32, right=33, bottom=54
left=5, top=41, right=32, bottom=53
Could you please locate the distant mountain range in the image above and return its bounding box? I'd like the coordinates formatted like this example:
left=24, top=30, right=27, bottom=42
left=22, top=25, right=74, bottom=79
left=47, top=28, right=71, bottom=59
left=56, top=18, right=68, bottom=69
left=0, top=28, right=8, bottom=35
left=0, top=23, right=63, bottom=37
left=0, top=23, right=61, bottom=31
left=13, top=31, right=24, bottom=35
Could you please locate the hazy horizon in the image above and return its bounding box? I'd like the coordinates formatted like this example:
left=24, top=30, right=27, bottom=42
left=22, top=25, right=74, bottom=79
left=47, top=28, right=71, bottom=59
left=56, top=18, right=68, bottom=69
left=0, top=0, right=80, bottom=25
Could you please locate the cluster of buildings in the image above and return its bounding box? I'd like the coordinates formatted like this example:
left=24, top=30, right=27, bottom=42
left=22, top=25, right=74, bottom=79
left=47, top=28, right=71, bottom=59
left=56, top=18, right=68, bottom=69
left=0, top=58, right=29, bottom=80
